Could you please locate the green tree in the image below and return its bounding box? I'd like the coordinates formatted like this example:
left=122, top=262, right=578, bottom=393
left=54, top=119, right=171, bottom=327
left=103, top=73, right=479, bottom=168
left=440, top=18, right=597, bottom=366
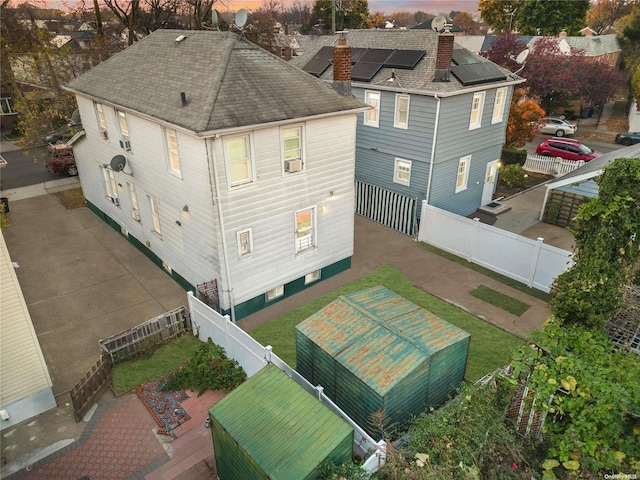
left=308, top=0, right=369, bottom=33
left=550, top=158, right=640, bottom=328
left=479, top=0, right=522, bottom=33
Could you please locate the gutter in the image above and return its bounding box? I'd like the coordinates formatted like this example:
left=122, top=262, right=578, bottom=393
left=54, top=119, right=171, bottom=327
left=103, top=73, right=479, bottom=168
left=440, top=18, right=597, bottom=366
left=425, top=94, right=441, bottom=205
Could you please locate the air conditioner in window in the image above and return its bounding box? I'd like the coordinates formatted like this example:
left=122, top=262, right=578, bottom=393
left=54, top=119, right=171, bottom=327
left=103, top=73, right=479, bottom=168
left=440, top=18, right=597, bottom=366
left=131, top=209, right=141, bottom=221
left=109, top=195, right=120, bottom=206
left=119, top=139, right=131, bottom=151
left=99, top=129, right=108, bottom=140
left=284, top=159, right=302, bottom=173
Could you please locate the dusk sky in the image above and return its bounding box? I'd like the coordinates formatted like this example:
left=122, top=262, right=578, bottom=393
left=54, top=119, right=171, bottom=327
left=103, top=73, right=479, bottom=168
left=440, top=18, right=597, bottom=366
left=33, top=0, right=480, bottom=16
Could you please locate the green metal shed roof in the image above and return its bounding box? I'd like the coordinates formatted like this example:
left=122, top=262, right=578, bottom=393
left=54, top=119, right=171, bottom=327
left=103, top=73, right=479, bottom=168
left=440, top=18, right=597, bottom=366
left=296, top=286, right=470, bottom=396
left=209, top=363, right=354, bottom=479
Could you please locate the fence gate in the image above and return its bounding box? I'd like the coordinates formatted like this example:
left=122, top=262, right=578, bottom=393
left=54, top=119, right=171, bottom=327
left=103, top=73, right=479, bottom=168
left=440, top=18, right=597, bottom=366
left=355, top=181, right=417, bottom=236
left=70, top=355, right=112, bottom=421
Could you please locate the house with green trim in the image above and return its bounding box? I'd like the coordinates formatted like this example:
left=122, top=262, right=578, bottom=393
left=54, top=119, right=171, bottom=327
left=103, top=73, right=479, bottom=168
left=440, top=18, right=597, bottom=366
left=65, top=30, right=367, bottom=320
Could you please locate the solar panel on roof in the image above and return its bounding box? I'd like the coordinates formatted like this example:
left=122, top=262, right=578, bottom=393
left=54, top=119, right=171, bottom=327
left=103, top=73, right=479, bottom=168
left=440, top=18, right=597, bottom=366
left=452, top=48, right=478, bottom=65
left=384, top=49, right=425, bottom=69
left=359, top=49, right=395, bottom=63
left=302, top=58, right=331, bottom=77
left=451, top=63, right=507, bottom=86
left=351, top=48, right=367, bottom=63
left=351, top=62, right=383, bottom=82
left=313, top=46, right=335, bottom=60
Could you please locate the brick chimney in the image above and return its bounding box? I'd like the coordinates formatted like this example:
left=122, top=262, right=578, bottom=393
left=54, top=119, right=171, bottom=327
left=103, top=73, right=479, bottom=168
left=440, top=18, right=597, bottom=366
left=434, top=30, right=454, bottom=82
left=333, top=33, right=352, bottom=96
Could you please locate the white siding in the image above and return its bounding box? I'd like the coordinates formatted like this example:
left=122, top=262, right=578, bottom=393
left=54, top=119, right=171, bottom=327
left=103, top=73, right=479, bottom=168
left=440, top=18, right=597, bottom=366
left=214, top=115, right=357, bottom=304
left=73, top=95, right=221, bottom=287
left=0, top=232, right=53, bottom=407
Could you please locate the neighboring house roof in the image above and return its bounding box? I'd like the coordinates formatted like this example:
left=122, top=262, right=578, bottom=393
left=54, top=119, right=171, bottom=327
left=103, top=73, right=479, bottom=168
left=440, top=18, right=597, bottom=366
left=481, top=35, right=533, bottom=53
left=290, top=30, right=523, bottom=96
left=480, top=34, right=620, bottom=57
left=545, top=143, right=640, bottom=191
left=65, top=30, right=366, bottom=134
left=453, top=36, right=486, bottom=54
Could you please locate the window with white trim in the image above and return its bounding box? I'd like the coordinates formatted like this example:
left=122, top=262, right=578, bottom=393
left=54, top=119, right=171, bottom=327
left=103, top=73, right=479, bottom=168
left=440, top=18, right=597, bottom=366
left=148, top=195, right=161, bottom=235
left=95, top=102, right=107, bottom=131
left=102, top=166, right=118, bottom=202
left=266, top=285, right=284, bottom=301
left=128, top=182, right=140, bottom=221
left=0, top=98, right=16, bottom=115
left=492, top=87, right=507, bottom=124
left=295, top=206, right=316, bottom=253
left=394, top=94, right=410, bottom=129
left=236, top=228, right=253, bottom=257
left=282, top=126, right=304, bottom=173
left=456, top=155, right=471, bottom=192
left=225, top=135, right=254, bottom=187
left=116, top=110, right=129, bottom=138
left=469, top=92, right=485, bottom=130
left=393, top=158, right=412, bottom=186
left=364, top=90, right=380, bottom=127
left=165, top=128, right=181, bottom=177
left=305, top=270, right=321, bottom=284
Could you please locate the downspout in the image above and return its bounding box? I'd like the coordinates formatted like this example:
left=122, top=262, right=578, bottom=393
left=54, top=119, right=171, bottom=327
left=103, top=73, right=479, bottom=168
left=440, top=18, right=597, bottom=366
left=206, top=137, right=236, bottom=323
left=425, top=94, right=441, bottom=206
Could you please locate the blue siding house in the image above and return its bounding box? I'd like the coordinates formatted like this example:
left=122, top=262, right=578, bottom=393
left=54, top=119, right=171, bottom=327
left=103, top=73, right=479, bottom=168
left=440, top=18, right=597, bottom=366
left=292, top=30, right=525, bottom=234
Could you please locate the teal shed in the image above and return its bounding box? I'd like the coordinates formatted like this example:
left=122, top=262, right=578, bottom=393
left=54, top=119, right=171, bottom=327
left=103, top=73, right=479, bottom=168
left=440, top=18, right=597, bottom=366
left=209, top=363, right=354, bottom=480
left=296, top=286, right=471, bottom=437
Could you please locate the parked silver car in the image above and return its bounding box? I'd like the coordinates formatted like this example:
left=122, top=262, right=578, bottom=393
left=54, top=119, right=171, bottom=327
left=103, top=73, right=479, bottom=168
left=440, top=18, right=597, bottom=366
left=540, top=117, right=576, bottom=137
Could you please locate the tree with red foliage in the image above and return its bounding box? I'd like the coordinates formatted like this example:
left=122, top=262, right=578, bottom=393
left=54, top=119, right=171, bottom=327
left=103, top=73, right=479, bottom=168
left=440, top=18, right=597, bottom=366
left=505, top=88, right=545, bottom=148
left=482, top=31, right=528, bottom=71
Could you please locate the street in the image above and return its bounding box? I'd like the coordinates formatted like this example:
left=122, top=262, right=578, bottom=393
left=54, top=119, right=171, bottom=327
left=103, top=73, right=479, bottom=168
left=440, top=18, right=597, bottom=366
left=0, top=145, right=62, bottom=190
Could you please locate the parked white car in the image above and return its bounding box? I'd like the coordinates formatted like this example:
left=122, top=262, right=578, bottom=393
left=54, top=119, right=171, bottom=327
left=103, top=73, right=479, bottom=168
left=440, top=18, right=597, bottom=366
left=540, top=117, right=576, bottom=137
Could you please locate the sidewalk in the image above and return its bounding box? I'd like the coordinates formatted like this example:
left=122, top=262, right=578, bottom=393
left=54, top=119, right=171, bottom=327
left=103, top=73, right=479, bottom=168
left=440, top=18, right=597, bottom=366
left=1, top=186, right=553, bottom=479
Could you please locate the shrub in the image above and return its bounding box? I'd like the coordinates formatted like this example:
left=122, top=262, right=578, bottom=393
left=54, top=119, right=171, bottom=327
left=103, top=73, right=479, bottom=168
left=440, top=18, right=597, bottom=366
left=499, top=164, right=528, bottom=188
left=501, top=146, right=527, bottom=166
left=162, top=338, right=245, bottom=394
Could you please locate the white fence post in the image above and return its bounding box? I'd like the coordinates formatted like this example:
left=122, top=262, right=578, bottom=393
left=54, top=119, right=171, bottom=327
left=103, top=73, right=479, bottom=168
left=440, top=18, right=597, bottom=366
left=316, top=385, right=324, bottom=401
left=469, top=217, right=480, bottom=262
left=265, top=345, right=273, bottom=362
left=528, top=237, right=544, bottom=288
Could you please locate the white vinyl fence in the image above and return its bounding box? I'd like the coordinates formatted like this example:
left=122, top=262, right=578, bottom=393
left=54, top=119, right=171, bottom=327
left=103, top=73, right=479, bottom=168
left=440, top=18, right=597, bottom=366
left=524, top=154, right=585, bottom=177
left=187, top=292, right=386, bottom=472
left=418, top=203, right=573, bottom=293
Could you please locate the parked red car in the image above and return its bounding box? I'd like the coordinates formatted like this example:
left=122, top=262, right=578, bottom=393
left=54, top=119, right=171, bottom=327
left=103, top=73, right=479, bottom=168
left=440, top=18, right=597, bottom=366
left=45, top=144, right=78, bottom=176
left=535, top=138, right=602, bottom=162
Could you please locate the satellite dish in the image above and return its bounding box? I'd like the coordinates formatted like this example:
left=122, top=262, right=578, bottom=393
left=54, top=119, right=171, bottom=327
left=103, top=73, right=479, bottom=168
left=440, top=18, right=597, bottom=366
left=110, top=155, right=126, bottom=172
left=515, top=48, right=529, bottom=64
left=432, top=15, right=447, bottom=33
left=235, top=9, right=247, bottom=29
left=212, top=9, right=218, bottom=29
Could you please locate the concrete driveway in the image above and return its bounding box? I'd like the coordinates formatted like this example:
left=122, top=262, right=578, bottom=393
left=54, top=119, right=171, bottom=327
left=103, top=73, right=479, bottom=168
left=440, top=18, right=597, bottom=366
left=2, top=184, right=188, bottom=397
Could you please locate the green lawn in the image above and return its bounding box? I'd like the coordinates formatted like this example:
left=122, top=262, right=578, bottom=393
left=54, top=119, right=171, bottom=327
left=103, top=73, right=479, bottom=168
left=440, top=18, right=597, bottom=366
left=249, top=265, right=524, bottom=382
left=111, top=334, right=202, bottom=393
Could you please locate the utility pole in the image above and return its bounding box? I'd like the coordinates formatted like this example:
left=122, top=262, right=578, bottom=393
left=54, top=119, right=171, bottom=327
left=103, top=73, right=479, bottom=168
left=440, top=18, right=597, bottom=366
left=332, top=0, right=335, bottom=34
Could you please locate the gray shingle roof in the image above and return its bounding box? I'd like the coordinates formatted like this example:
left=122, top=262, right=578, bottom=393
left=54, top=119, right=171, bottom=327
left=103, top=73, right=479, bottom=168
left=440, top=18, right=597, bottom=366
left=289, top=30, right=523, bottom=95
left=65, top=30, right=366, bottom=133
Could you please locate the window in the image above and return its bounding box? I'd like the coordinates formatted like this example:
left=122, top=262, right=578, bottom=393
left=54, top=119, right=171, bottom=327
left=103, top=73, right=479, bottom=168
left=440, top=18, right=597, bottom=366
left=95, top=102, right=107, bottom=131
left=266, top=285, right=284, bottom=302
left=225, top=135, right=253, bottom=187
left=393, top=158, right=412, bottom=186
left=364, top=90, right=380, bottom=127
left=469, top=92, right=485, bottom=130
left=305, top=270, right=321, bottom=284
left=456, top=156, right=471, bottom=192
left=128, top=182, right=140, bottom=221
left=282, top=126, right=304, bottom=173
left=0, top=98, right=16, bottom=115
left=492, top=87, right=507, bottom=124
left=394, top=94, right=410, bottom=129
left=116, top=110, right=129, bottom=138
left=165, top=129, right=181, bottom=176
left=295, top=206, right=316, bottom=253
left=236, top=228, right=253, bottom=256
left=102, top=166, right=118, bottom=203
left=148, top=195, right=161, bottom=235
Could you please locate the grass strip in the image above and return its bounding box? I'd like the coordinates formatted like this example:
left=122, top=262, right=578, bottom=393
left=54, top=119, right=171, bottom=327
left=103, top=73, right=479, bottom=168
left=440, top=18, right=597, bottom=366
left=471, top=285, right=531, bottom=316
left=417, top=241, right=551, bottom=302
left=111, top=334, right=202, bottom=393
left=249, top=264, right=523, bottom=382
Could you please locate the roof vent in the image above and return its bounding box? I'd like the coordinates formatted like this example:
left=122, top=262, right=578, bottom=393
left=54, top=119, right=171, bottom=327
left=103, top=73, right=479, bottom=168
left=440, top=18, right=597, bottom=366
left=181, top=92, right=188, bottom=106
left=175, top=35, right=186, bottom=43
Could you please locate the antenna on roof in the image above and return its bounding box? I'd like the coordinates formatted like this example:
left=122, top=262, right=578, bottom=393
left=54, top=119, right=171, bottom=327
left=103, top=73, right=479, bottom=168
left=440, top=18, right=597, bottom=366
left=235, top=9, right=248, bottom=36
left=212, top=9, right=219, bottom=30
